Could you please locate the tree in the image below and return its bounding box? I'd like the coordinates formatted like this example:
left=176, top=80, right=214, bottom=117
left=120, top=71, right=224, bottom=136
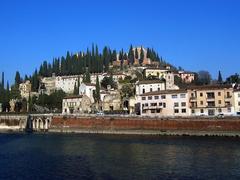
left=83, top=69, right=91, bottom=83
left=128, top=45, right=134, bottom=65
left=226, top=73, right=240, bottom=84
left=139, top=47, right=144, bottom=65
left=135, top=48, right=139, bottom=60
left=197, top=71, right=212, bottom=85
left=101, top=76, right=117, bottom=89
left=94, top=76, right=100, bottom=103
left=73, top=82, right=79, bottom=95
left=1, top=72, right=4, bottom=88
left=217, top=71, right=223, bottom=84
left=15, top=71, right=21, bottom=87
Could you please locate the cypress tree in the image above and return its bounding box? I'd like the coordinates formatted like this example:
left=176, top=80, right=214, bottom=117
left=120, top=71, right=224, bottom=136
left=135, top=48, right=139, bottom=59
left=128, top=45, right=134, bottom=65
left=1, top=72, right=4, bottom=88
left=218, top=71, right=223, bottom=84
left=15, top=71, right=21, bottom=87
left=95, top=76, right=100, bottom=103
left=140, top=47, right=144, bottom=64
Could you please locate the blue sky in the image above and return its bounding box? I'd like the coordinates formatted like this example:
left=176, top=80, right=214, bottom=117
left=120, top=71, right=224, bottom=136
left=0, top=0, right=240, bottom=84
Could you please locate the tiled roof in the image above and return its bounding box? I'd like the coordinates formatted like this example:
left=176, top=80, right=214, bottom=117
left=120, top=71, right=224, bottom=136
left=140, top=89, right=187, bottom=96
left=187, top=84, right=232, bottom=90
left=137, top=80, right=165, bottom=85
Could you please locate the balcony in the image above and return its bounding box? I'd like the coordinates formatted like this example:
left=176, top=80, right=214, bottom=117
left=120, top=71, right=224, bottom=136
left=190, top=97, right=197, bottom=101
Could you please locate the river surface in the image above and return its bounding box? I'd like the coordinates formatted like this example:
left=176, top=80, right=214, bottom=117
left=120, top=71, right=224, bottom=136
left=0, top=133, right=240, bottom=180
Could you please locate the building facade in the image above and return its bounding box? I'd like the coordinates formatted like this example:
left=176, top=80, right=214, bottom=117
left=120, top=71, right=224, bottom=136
left=188, top=85, right=234, bottom=116
left=55, top=75, right=82, bottom=94
left=137, top=90, right=190, bottom=117
left=176, top=71, right=195, bottom=83
left=62, top=95, right=91, bottom=114
left=79, top=83, right=96, bottom=103
left=233, top=90, right=240, bottom=115
left=135, top=80, right=166, bottom=96
left=19, top=80, right=32, bottom=99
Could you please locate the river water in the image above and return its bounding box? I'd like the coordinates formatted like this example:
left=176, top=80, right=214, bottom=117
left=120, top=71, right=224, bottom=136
left=0, top=133, right=240, bottom=180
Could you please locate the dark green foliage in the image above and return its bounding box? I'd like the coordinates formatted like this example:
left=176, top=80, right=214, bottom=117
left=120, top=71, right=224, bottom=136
left=94, top=76, right=100, bottom=103
left=15, top=71, right=21, bottom=87
left=135, top=48, right=139, bottom=59
left=196, top=71, right=212, bottom=85
left=226, top=73, right=240, bottom=84
left=36, top=90, right=66, bottom=111
left=217, top=71, right=223, bottom=84
left=128, top=45, right=134, bottom=65
left=139, top=47, right=144, bottom=64
left=101, top=76, right=117, bottom=89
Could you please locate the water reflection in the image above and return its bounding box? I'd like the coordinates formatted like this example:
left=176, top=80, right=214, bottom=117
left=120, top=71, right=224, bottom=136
left=1, top=134, right=240, bottom=179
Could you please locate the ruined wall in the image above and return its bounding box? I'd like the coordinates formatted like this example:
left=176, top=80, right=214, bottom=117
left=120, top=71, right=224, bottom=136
left=51, top=116, right=240, bottom=132
left=0, top=115, right=28, bottom=131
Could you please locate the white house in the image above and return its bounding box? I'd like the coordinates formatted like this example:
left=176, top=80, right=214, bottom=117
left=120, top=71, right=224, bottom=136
left=137, top=89, right=190, bottom=117
left=234, top=90, right=240, bottom=115
left=135, top=80, right=166, bottom=96
left=79, top=83, right=96, bottom=103
left=55, top=75, right=82, bottom=94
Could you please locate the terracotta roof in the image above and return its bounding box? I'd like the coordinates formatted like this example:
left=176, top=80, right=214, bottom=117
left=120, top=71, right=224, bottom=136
left=187, top=84, right=232, bottom=90
left=140, top=89, right=187, bottom=96
left=63, top=95, right=83, bottom=99
left=137, top=80, right=165, bottom=85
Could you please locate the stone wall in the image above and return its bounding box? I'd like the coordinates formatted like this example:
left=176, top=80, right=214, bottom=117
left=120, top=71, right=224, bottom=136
left=0, top=115, right=28, bottom=131
left=51, top=116, right=240, bottom=132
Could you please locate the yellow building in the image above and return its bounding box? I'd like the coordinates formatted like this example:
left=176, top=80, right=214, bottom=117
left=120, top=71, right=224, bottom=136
left=188, top=85, right=234, bottom=116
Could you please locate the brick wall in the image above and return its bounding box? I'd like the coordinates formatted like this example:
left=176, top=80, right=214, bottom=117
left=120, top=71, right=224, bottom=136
left=51, top=116, right=240, bottom=131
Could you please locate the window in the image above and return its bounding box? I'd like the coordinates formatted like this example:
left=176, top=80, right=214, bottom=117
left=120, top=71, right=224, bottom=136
left=172, top=95, right=177, bottom=99
left=238, top=102, right=240, bottom=106
left=180, top=94, right=186, bottom=98
left=156, top=109, right=160, bottom=113
left=200, top=92, right=203, bottom=97
left=218, top=100, right=222, bottom=105
left=151, top=109, right=155, bottom=113
left=218, top=92, right=221, bottom=96
left=174, top=103, right=179, bottom=107
left=154, top=96, right=159, bottom=100
left=145, top=103, right=148, bottom=106
left=200, top=101, right=203, bottom=105
left=159, top=102, right=163, bottom=106
left=192, top=109, right=195, bottom=114
left=142, top=89, right=145, bottom=94
left=150, top=88, right=153, bottom=92
left=228, top=108, right=231, bottom=112
left=142, top=97, right=146, bottom=100
left=181, top=102, right=186, bottom=107
left=163, top=103, right=166, bottom=108
left=174, top=109, right=179, bottom=113
left=158, top=88, right=160, bottom=91
left=227, top=92, right=230, bottom=98
left=151, top=103, right=157, bottom=106
left=201, top=109, right=204, bottom=113
left=142, top=110, right=146, bottom=114
left=148, top=96, right=152, bottom=100
left=161, top=95, right=166, bottom=99
left=182, top=109, right=186, bottom=113
left=218, top=108, right=222, bottom=113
